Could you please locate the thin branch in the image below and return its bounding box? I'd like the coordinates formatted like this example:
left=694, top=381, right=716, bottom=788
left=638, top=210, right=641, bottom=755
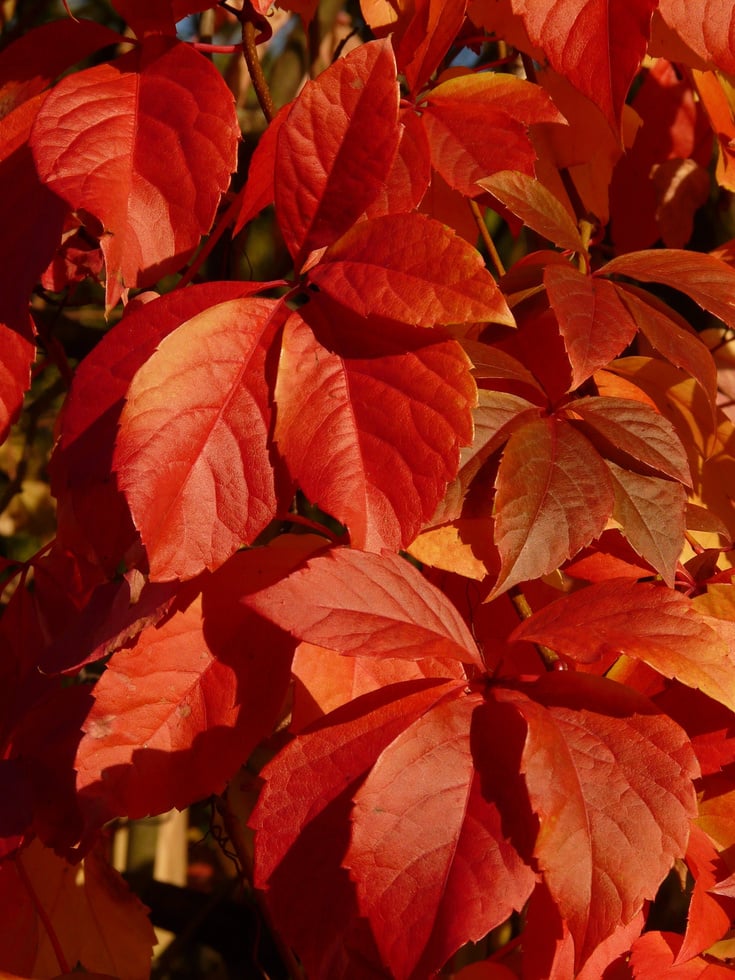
left=470, top=199, right=506, bottom=277
left=508, top=585, right=560, bottom=669
left=243, top=20, right=274, bottom=123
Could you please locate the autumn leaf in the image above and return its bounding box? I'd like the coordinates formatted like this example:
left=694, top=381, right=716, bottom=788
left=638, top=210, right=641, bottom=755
left=76, top=543, right=304, bottom=820
left=308, top=212, right=514, bottom=327
left=347, top=692, right=535, bottom=979
left=507, top=0, right=658, bottom=133
left=275, top=39, right=401, bottom=267
left=492, top=417, right=614, bottom=596
left=495, top=672, right=698, bottom=968
left=274, top=305, right=477, bottom=551
left=30, top=36, right=239, bottom=310
left=113, top=297, right=283, bottom=581
left=512, top=579, right=735, bottom=712
left=245, top=547, right=484, bottom=667
left=544, top=264, right=638, bottom=389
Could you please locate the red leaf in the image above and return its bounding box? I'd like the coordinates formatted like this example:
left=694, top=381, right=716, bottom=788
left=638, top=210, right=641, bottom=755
left=492, top=418, right=614, bottom=596
left=605, top=460, right=687, bottom=587
left=497, top=672, right=698, bottom=968
left=274, top=306, right=476, bottom=551
left=512, top=579, right=735, bottom=712
left=113, top=296, right=282, bottom=581
left=421, top=72, right=563, bottom=198
left=110, top=0, right=216, bottom=37
left=479, top=171, right=584, bottom=252
left=568, top=395, right=692, bottom=486
left=394, top=0, right=469, bottom=95
left=308, top=212, right=514, bottom=327
left=363, top=107, right=432, bottom=218
left=508, top=0, right=658, bottom=132
left=630, top=930, right=735, bottom=978
left=0, top=96, right=68, bottom=339
left=76, top=545, right=300, bottom=820
left=275, top=39, right=401, bottom=267
left=0, top=324, right=33, bottom=445
left=613, top=283, right=718, bottom=408
left=292, top=642, right=465, bottom=730
left=0, top=18, right=127, bottom=118
left=545, top=264, right=638, bottom=389
left=231, top=102, right=290, bottom=237
left=601, top=250, right=735, bottom=332
left=678, top=824, right=734, bottom=962
left=51, top=282, right=267, bottom=576
left=657, top=0, right=735, bottom=75
left=347, top=693, right=535, bottom=979
left=245, top=548, right=484, bottom=667
left=250, top=679, right=463, bottom=977
left=31, top=36, right=238, bottom=310
left=0, top=837, right=155, bottom=978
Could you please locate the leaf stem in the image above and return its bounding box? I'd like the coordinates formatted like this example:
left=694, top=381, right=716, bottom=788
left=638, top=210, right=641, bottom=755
left=470, top=199, right=505, bottom=277
left=216, top=787, right=304, bottom=980
left=243, top=20, right=274, bottom=124
left=508, top=585, right=560, bottom=669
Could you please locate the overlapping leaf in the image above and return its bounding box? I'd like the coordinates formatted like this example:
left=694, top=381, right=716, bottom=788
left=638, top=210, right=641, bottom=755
left=76, top=545, right=300, bottom=820
left=274, top=305, right=477, bottom=551
left=544, top=264, right=638, bottom=389
left=308, top=212, right=514, bottom=326
left=50, top=282, right=270, bottom=576
left=31, top=36, right=239, bottom=310
left=246, top=547, right=484, bottom=666
left=492, top=417, right=614, bottom=596
left=512, top=579, right=735, bottom=711
left=419, top=72, right=564, bottom=198
left=507, top=0, right=658, bottom=132
left=347, top=692, right=535, bottom=979
left=250, top=679, right=465, bottom=978
left=113, top=297, right=282, bottom=581
left=657, top=0, right=735, bottom=75
left=496, top=672, right=698, bottom=968
left=275, top=38, right=401, bottom=267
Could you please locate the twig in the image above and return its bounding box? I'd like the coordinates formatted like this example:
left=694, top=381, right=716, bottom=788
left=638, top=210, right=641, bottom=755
left=243, top=20, right=274, bottom=123
left=470, top=199, right=506, bottom=277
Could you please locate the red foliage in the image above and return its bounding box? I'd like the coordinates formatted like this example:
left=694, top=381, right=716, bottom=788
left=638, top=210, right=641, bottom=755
left=3, top=1, right=735, bottom=976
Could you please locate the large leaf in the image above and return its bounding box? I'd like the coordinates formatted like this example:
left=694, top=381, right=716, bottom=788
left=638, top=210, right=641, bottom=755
left=508, top=0, right=658, bottom=132
left=544, top=264, right=638, bottom=389
left=113, top=297, right=282, bottom=581
left=275, top=39, right=400, bottom=266
left=496, top=672, right=698, bottom=968
left=274, top=306, right=477, bottom=551
left=76, top=546, right=299, bottom=820
left=492, top=418, right=614, bottom=596
left=420, top=72, right=563, bottom=198
left=250, top=679, right=464, bottom=978
left=31, top=36, right=239, bottom=310
left=512, top=579, right=735, bottom=712
left=245, top=548, right=484, bottom=667
left=347, top=692, right=535, bottom=979
left=308, top=212, right=514, bottom=327
left=51, top=281, right=269, bottom=576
